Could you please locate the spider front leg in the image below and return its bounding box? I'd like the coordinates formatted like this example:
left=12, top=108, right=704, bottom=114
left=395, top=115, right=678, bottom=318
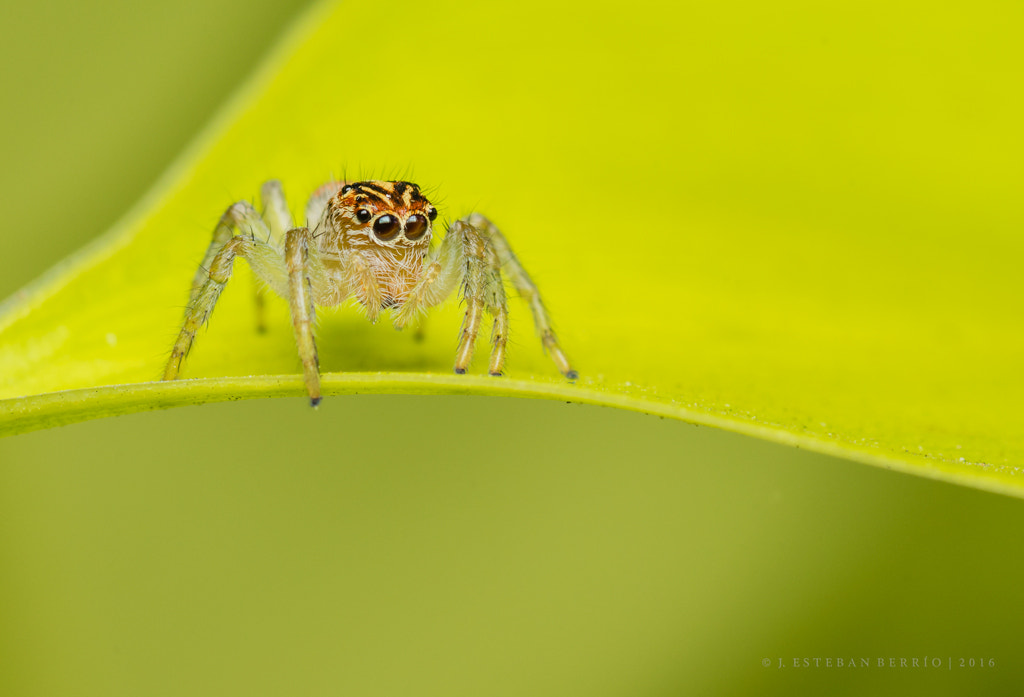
left=284, top=227, right=322, bottom=406
left=396, top=219, right=533, bottom=377
left=394, top=219, right=501, bottom=372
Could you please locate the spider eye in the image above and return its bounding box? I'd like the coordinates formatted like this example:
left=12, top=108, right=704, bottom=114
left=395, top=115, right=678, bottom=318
left=373, top=214, right=400, bottom=239
left=427, top=208, right=438, bottom=221
left=405, top=214, right=428, bottom=240
left=341, top=184, right=353, bottom=195
left=355, top=208, right=371, bottom=223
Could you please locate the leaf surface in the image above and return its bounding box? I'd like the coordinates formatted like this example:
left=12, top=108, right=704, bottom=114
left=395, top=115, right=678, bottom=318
left=1, top=0, right=1022, bottom=496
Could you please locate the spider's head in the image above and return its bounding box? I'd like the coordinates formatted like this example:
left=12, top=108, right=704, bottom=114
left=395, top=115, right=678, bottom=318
left=331, top=180, right=438, bottom=249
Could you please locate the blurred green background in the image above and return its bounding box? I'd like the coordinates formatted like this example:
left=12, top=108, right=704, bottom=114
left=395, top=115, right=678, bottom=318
left=1, top=1, right=1022, bottom=695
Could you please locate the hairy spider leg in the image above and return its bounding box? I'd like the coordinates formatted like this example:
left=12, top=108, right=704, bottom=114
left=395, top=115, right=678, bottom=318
left=253, top=181, right=295, bottom=332
left=451, top=221, right=510, bottom=375
left=480, top=235, right=510, bottom=375
left=282, top=227, right=321, bottom=405
left=450, top=222, right=491, bottom=373
left=261, top=180, right=295, bottom=240
left=393, top=218, right=470, bottom=357
left=164, top=224, right=325, bottom=406
left=165, top=193, right=327, bottom=401
left=267, top=184, right=343, bottom=405
left=465, top=213, right=578, bottom=380
left=189, top=201, right=267, bottom=305
left=394, top=218, right=515, bottom=377
left=305, top=181, right=345, bottom=229
left=164, top=232, right=286, bottom=382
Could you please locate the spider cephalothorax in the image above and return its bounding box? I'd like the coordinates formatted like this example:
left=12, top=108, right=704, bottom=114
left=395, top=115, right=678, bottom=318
left=314, top=181, right=439, bottom=310
left=163, top=179, right=577, bottom=406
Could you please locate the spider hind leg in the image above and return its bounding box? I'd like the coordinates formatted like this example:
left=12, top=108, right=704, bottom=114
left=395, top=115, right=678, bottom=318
left=164, top=235, right=268, bottom=381
left=467, top=214, right=577, bottom=380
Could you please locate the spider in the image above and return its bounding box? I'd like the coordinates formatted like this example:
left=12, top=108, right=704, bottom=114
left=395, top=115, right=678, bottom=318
left=162, top=180, right=578, bottom=405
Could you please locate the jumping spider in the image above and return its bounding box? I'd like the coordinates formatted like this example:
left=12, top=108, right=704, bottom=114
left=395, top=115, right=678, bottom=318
left=162, top=180, right=577, bottom=405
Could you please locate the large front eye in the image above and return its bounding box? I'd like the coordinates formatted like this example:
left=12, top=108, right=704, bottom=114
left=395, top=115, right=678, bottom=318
left=373, top=214, right=400, bottom=239
left=355, top=208, right=371, bottom=223
left=405, top=214, right=428, bottom=240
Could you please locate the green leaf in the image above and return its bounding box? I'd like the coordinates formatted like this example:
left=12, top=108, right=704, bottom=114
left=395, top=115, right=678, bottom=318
left=1, top=0, right=1022, bottom=497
